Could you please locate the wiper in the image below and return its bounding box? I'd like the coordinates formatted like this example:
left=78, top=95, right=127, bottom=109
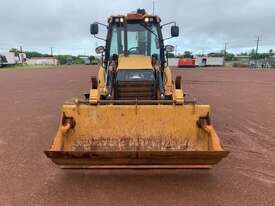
left=139, top=23, right=158, bottom=38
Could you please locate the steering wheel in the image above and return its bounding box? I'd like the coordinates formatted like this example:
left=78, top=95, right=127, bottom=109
left=128, top=47, right=139, bottom=54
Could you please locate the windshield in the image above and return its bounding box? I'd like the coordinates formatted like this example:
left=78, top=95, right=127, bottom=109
left=109, top=22, right=160, bottom=58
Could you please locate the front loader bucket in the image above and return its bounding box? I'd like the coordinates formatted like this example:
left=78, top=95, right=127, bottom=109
left=45, top=102, right=229, bottom=169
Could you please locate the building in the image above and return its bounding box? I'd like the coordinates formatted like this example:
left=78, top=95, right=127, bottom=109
left=79, top=56, right=91, bottom=65
left=167, top=58, right=179, bottom=66
left=27, top=57, right=58, bottom=65
left=195, top=57, right=224, bottom=67
left=0, top=52, right=17, bottom=65
left=0, top=54, right=7, bottom=67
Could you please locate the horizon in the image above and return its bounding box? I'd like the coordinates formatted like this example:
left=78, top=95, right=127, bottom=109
left=1, top=0, right=275, bottom=55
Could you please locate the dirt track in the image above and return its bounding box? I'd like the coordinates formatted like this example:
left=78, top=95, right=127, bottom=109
left=0, top=65, right=274, bottom=206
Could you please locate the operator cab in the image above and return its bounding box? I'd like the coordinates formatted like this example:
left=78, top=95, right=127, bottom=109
left=109, top=12, right=161, bottom=58
left=90, top=9, right=179, bottom=100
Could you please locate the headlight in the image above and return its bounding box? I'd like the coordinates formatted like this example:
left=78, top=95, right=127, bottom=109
left=144, top=17, right=149, bottom=23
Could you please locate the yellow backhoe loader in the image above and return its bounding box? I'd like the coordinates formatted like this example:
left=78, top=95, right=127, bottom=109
left=45, top=9, right=229, bottom=169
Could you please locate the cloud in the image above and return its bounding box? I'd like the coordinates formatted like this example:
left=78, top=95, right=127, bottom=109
left=0, top=0, right=274, bottom=54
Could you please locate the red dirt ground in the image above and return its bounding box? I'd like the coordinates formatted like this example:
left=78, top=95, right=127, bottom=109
left=0, top=65, right=274, bottom=206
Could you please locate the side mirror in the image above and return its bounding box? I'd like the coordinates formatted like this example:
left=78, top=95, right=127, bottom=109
left=90, top=23, right=99, bottom=35
left=165, top=45, right=175, bottom=53
left=171, top=25, right=179, bottom=37
left=95, top=46, right=105, bottom=54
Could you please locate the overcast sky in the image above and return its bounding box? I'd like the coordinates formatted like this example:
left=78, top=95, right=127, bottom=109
left=1, top=0, right=275, bottom=55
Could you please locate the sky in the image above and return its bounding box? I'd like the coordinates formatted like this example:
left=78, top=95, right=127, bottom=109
left=0, top=0, right=275, bottom=55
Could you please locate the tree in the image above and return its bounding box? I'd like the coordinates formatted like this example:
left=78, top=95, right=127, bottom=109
left=89, top=55, right=96, bottom=61
left=269, top=49, right=273, bottom=57
left=25, top=51, right=44, bottom=58
left=250, top=49, right=256, bottom=59
left=206, top=51, right=235, bottom=61
left=73, top=56, right=85, bottom=64
left=9, top=48, right=20, bottom=56
left=9, top=48, right=51, bottom=58
left=8, top=48, right=94, bottom=65
left=240, top=52, right=248, bottom=56
left=183, top=51, right=193, bottom=58
left=56, top=55, right=72, bottom=65
left=225, top=53, right=235, bottom=61
left=208, top=51, right=223, bottom=57
left=167, top=52, right=175, bottom=58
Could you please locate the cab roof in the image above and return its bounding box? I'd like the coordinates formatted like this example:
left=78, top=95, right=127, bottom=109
left=107, top=9, right=161, bottom=23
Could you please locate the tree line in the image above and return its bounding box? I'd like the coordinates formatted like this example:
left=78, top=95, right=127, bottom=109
left=9, top=47, right=275, bottom=63
left=9, top=48, right=96, bottom=65
left=168, top=49, right=274, bottom=61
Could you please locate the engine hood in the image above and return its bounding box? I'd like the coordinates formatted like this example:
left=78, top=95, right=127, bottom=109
left=117, top=55, right=153, bottom=70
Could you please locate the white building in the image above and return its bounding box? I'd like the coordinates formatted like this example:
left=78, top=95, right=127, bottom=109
left=0, top=52, right=17, bottom=65
left=195, top=57, right=224, bottom=67
left=0, top=54, right=7, bottom=67
left=167, top=58, right=179, bottom=66
left=27, top=57, right=58, bottom=65
left=79, top=56, right=91, bottom=65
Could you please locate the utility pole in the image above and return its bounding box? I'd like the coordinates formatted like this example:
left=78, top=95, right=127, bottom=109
left=50, top=47, right=55, bottom=65
left=255, top=36, right=260, bottom=68
left=19, top=46, right=23, bottom=63
left=224, top=42, right=228, bottom=57
left=255, top=36, right=260, bottom=59
left=223, top=43, right=228, bottom=66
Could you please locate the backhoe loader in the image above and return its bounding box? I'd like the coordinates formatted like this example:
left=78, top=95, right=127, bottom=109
left=45, top=9, right=229, bottom=169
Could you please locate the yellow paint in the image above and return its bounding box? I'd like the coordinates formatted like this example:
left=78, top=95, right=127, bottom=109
left=175, top=89, right=184, bottom=104
left=164, top=67, right=173, bottom=96
left=97, top=66, right=107, bottom=96
left=89, top=89, right=98, bottom=104
left=49, top=104, right=224, bottom=155
left=118, top=55, right=152, bottom=70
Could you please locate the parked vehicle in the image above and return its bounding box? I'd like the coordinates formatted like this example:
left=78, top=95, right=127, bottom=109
left=177, top=58, right=195, bottom=67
